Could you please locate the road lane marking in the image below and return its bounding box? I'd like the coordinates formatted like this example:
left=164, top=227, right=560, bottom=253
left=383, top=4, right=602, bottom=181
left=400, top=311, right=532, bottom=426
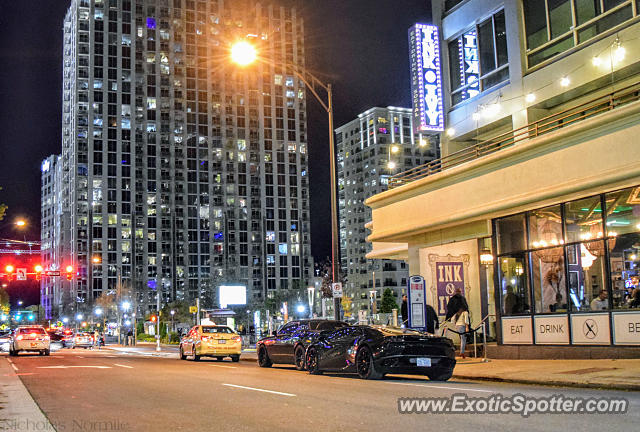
left=114, top=364, right=134, bottom=369
left=222, top=383, right=296, bottom=397
left=209, top=364, right=237, bottom=369
left=386, top=381, right=494, bottom=393
left=37, top=366, right=111, bottom=369
left=11, top=363, right=18, bottom=371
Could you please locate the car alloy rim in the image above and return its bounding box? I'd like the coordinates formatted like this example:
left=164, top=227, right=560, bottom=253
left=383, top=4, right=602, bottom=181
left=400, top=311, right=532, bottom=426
left=357, top=348, right=370, bottom=376
left=307, top=350, right=317, bottom=370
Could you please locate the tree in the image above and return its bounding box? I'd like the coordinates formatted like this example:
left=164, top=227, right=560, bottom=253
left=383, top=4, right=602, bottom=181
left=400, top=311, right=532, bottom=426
left=315, top=258, right=346, bottom=298
left=379, top=288, right=399, bottom=313
left=0, top=185, right=7, bottom=222
left=0, top=286, right=9, bottom=315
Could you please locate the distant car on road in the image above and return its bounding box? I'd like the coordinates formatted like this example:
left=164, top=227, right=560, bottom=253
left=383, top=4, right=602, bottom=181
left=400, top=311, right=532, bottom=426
left=72, top=332, right=94, bottom=349
left=257, top=319, right=349, bottom=370
left=304, top=325, right=456, bottom=380
left=180, top=325, right=241, bottom=362
left=10, top=325, right=51, bottom=356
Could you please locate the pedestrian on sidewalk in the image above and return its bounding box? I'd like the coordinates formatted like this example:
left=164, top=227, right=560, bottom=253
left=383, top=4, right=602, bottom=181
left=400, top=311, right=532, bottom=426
left=453, top=306, right=470, bottom=359
left=127, top=328, right=133, bottom=346
left=401, top=294, right=408, bottom=327
left=445, top=288, right=469, bottom=321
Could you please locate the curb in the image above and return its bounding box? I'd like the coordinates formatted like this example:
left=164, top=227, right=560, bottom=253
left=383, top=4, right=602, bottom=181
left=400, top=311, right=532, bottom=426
left=450, top=374, right=640, bottom=392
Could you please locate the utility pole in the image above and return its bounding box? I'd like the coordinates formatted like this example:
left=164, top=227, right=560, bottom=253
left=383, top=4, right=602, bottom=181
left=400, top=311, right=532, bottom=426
left=156, top=282, right=161, bottom=352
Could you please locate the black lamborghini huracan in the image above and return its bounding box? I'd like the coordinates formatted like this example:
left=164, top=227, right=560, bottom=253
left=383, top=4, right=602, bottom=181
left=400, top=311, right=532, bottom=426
left=305, top=325, right=456, bottom=380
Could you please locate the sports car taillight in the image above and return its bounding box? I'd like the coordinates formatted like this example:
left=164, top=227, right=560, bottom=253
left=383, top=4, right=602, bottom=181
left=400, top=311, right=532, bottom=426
left=201, top=336, right=210, bottom=342
left=232, top=336, right=242, bottom=342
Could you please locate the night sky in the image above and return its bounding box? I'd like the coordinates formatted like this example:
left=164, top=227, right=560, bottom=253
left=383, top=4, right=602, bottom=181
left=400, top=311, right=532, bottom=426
left=0, top=0, right=432, bottom=293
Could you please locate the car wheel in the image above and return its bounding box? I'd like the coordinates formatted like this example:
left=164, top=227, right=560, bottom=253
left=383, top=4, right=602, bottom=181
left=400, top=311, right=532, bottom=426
left=257, top=347, right=272, bottom=368
left=231, top=355, right=240, bottom=362
left=294, top=345, right=306, bottom=371
left=9, top=348, right=16, bottom=356
left=427, top=370, right=453, bottom=381
left=72, top=346, right=75, bottom=349
left=192, top=345, right=200, bottom=361
left=45, top=349, right=50, bottom=356
left=306, top=347, right=322, bottom=375
left=216, top=356, right=223, bottom=361
left=356, top=346, right=384, bottom=380
left=179, top=346, right=186, bottom=360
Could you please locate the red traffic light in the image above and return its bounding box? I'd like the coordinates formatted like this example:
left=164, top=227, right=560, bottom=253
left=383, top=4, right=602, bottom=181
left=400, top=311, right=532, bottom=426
left=65, top=265, right=73, bottom=273
left=150, top=315, right=157, bottom=322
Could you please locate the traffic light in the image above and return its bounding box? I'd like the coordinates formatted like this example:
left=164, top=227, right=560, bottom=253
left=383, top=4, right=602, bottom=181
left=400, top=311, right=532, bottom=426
left=150, top=315, right=157, bottom=323
left=34, top=265, right=43, bottom=281
left=65, top=265, right=74, bottom=281
left=5, top=265, right=14, bottom=282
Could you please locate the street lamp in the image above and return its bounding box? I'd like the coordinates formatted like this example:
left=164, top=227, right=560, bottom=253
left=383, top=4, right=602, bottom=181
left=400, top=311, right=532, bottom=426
left=231, top=40, right=341, bottom=319
left=170, top=309, right=175, bottom=334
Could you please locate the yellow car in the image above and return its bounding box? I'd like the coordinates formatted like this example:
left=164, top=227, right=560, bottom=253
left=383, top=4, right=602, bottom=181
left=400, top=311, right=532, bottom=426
left=180, top=325, right=241, bottom=362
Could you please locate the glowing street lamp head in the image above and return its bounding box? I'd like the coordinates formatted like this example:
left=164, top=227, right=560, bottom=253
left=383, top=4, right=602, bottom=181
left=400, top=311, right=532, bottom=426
left=5, top=265, right=14, bottom=273
left=122, top=301, right=131, bottom=311
left=387, top=161, right=396, bottom=170
left=34, top=265, right=43, bottom=273
left=15, top=220, right=26, bottom=227
left=231, top=41, right=257, bottom=66
left=66, top=265, right=74, bottom=273
left=95, top=308, right=102, bottom=316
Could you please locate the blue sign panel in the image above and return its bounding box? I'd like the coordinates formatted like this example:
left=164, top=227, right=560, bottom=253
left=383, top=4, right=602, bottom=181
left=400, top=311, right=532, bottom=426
left=409, top=24, right=444, bottom=132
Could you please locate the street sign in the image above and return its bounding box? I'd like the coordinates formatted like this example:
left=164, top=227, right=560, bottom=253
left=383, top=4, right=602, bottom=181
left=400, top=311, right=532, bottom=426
left=46, top=270, right=61, bottom=276
left=407, top=275, right=427, bottom=331
left=16, top=268, right=27, bottom=281
left=189, top=306, right=197, bottom=314
left=331, top=283, right=343, bottom=299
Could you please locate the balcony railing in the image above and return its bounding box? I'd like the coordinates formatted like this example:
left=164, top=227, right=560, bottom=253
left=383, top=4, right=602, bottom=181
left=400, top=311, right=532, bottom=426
left=389, top=82, right=640, bottom=189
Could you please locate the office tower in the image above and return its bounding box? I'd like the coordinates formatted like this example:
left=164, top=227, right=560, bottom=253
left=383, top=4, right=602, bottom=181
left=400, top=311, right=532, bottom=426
left=335, top=106, right=438, bottom=312
left=46, top=0, right=313, bottom=317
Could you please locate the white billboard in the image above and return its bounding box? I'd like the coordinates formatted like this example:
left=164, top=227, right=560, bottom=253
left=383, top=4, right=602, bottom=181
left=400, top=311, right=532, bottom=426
left=219, top=285, right=247, bottom=308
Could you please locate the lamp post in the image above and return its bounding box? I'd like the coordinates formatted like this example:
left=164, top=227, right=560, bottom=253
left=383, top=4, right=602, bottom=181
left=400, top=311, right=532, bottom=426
left=230, top=41, right=341, bottom=320
left=307, top=286, right=315, bottom=318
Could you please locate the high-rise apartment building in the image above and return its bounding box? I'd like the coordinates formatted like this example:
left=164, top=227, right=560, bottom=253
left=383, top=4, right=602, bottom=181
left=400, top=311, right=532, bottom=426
left=44, top=0, right=313, bottom=318
left=335, top=107, right=439, bottom=312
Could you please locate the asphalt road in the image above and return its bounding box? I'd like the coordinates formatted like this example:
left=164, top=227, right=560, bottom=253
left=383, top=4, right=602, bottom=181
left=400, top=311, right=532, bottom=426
left=4, top=348, right=639, bottom=432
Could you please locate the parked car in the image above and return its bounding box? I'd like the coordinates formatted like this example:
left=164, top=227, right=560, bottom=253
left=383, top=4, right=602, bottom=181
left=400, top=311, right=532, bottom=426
left=180, top=325, right=241, bottom=362
left=72, top=332, right=94, bottom=349
left=257, top=319, right=349, bottom=370
left=304, top=325, right=456, bottom=380
left=0, top=329, right=12, bottom=352
left=9, top=326, right=50, bottom=356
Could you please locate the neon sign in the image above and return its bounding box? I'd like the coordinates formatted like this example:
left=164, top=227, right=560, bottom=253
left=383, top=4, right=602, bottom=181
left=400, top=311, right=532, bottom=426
left=459, top=30, right=479, bottom=100
left=409, top=24, right=444, bottom=132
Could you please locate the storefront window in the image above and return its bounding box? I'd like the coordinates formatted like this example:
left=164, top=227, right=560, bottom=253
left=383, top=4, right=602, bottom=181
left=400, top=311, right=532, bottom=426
left=564, top=195, right=603, bottom=243
left=531, top=247, right=566, bottom=313
left=496, top=213, right=526, bottom=255
left=499, top=254, right=531, bottom=315
left=529, top=205, right=563, bottom=249
left=608, top=232, right=640, bottom=309
left=566, top=241, right=607, bottom=311
left=605, top=186, right=640, bottom=236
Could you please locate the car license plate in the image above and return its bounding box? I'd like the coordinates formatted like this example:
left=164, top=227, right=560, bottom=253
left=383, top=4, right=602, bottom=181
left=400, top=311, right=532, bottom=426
left=416, top=358, right=431, bottom=367
left=218, top=339, right=226, bottom=344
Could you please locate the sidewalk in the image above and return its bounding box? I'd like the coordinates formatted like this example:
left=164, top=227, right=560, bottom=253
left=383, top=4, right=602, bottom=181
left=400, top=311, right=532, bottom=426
left=0, top=358, right=55, bottom=430
left=452, top=357, right=640, bottom=391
